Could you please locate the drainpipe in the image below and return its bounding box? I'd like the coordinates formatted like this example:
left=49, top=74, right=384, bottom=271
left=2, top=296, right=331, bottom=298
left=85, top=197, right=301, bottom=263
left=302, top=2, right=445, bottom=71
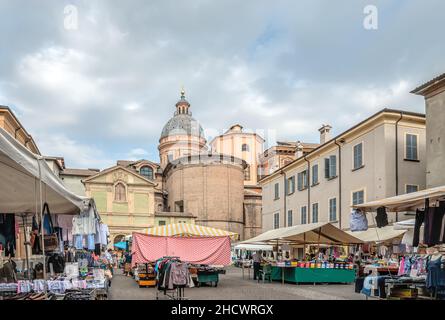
left=334, top=139, right=342, bottom=229
left=395, top=112, right=403, bottom=222
left=304, top=156, right=311, bottom=223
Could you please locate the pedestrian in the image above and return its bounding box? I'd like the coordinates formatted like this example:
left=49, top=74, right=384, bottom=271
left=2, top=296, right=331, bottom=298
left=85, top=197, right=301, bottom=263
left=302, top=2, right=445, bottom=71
left=252, top=250, right=263, bottom=280
left=124, top=251, right=132, bottom=276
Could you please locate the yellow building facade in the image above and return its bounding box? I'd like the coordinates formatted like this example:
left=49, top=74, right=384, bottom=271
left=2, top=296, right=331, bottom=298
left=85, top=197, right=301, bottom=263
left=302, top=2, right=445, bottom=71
left=83, top=165, right=158, bottom=243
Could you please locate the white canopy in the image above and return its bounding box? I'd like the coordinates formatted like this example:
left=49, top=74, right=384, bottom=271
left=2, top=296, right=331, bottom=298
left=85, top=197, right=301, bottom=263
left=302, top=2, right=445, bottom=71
left=0, top=127, right=91, bottom=215
left=234, top=243, right=273, bottom=251
left=241, top=222, right=363, bottom=245
left=346, top=226, right=406, bottom=243
left=353, top=185, right=445, bottom=212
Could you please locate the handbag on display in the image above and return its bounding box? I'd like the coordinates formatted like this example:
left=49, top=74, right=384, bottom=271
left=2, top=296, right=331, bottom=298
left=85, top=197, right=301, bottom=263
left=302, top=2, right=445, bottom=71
left=41, top=203, right=59, bottom=252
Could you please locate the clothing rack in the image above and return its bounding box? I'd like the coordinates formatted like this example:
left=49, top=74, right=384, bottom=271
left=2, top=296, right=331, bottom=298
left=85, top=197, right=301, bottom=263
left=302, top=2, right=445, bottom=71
left=155, top=257, right=189, bottom=300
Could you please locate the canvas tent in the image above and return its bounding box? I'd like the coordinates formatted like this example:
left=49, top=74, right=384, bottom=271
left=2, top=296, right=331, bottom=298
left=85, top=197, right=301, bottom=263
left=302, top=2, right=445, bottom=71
left=346, top=226, right=407, bottom=243
left=241, top=222, right=363, bottom=245
left=131, top=232, right=232, bottom=265
left=141, top=223, right=238, bottom=241
left=0, top=127, right=98, bottom=279
left=352, top=185, right=445, bottom=212
left=234, top=243, right=273, bottom=251
left=0, top=127, right=92, bottom=214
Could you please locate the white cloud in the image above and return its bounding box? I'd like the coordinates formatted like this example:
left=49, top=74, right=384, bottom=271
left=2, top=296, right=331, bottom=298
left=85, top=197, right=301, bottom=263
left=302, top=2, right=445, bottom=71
left=0, top=0, right=441, bottom=168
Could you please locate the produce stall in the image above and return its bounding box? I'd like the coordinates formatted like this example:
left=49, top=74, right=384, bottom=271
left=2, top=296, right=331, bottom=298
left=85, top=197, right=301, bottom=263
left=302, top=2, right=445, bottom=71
left=271, top=265, right=356, bottom=284
left=241, top=222, right=363, bottom=284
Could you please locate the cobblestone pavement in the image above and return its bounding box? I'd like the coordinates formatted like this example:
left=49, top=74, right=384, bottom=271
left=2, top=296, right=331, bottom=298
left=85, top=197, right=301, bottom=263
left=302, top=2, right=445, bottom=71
left=109, top=267, right=365, bottom=300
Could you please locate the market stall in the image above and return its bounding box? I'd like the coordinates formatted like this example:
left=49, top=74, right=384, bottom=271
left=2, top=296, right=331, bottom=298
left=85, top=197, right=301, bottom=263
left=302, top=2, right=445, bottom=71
left=352, top=186, right=445, bottom=300
left=241, top=222, right=363, bottom=284
left=132, top=223, right=235, bottom=293
left=0, top=127, right=110, bottom=300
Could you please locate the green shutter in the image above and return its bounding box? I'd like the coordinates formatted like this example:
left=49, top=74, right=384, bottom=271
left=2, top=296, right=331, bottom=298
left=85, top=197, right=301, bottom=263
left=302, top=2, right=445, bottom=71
left=324, top=158, right=330, bottom=178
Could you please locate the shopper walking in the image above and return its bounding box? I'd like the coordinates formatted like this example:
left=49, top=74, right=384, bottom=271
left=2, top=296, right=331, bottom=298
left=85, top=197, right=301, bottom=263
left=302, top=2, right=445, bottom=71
left=252, top=250, right=263, bottom=280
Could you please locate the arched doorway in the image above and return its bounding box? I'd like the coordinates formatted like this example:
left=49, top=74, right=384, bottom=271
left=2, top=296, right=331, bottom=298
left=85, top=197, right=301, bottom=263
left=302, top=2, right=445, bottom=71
left=114, top=234, right=126, bottom=244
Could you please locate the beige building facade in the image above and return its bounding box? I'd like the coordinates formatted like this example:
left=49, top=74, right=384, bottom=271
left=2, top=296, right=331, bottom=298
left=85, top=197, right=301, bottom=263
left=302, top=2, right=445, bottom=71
left=260, top=109, right=426, bottom=232
left=258, top=141, right=319, bottom=178
left=411, top=73, right=445, bottom=188
left=0, top=105, right=40, bottom=154
left=210, top=124, right=264, bottom=186
left=163, top=154, right=246, bottom=237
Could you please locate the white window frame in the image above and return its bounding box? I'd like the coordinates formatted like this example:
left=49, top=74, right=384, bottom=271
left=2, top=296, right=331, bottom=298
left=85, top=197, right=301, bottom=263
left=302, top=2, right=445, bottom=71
left=312, top=202, right=319, bottom=223
left=274, top=182, right=280, bottom=200
left=287, top=210, right=293, bottom=227
left=404, top=133, right=419, bottom=161
left=351, top=188, right=366, bottom=206
left=273, top=212, right=280, bottom=229
left=312, top=164, right=319, bottom=186
left=300, top=206, right=307, bottom=224
left=328, top=197, right=337, bottom=222
left=352, top=141, right=364, bottom=170
left=405, top=184, right=419, bottom=194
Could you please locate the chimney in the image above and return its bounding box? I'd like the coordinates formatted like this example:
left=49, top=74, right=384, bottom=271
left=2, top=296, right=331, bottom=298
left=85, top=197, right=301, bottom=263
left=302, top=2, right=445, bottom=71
left=295, top=141, right=304, bottom=158
left=318, top=124, right=332, bottom=144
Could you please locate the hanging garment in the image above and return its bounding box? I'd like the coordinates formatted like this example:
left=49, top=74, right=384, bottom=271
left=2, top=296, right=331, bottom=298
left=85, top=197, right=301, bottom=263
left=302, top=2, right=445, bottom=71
left=413, top=209, right=425, bottom=247
left=426, top=256, right=445, bottom=290
left=398, top=257, right=405, bottom=276
left=424, top=202, right=445, bottom=247
left=0, top=214, right=16, bottom=257
left=350, top=209, right=368, bottom=231
left=57, top=215, right=73, bottom=243
left=94, top=222, right=109, bottom=246
left=375, top=207, right=388, bottom=228
left=72, top=206, right=96, bottom=235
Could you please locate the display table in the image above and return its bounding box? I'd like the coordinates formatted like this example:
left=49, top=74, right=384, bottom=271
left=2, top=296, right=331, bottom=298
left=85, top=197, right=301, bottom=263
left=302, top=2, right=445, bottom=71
left=197, top=271, right=219, bottom=287
left=271, top=266, right=356, bottom=284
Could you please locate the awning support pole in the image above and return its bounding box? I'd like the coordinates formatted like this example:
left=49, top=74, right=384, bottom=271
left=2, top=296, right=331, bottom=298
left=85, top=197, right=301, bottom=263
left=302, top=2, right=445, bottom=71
left=21, top=214, right=31, bottom=281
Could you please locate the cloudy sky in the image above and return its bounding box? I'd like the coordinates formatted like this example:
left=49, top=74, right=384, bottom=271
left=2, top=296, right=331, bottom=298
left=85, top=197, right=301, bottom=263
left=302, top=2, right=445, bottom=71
left=1, top=0, right=444, bottom=169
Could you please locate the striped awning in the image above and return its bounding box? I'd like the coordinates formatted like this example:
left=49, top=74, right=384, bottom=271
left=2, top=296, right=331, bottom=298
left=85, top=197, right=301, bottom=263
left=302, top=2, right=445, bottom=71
left=140, top=223, right=238, bottom=240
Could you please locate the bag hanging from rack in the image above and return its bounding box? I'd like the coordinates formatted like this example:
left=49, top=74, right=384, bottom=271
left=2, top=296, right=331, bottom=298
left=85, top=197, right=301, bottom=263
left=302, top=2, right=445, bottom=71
left=42, top=203, right=59, bottom=252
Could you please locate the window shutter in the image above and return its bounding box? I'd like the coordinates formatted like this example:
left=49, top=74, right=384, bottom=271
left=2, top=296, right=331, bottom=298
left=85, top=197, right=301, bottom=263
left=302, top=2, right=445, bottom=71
left=324, top=158, right=330, bottom=178
left=297, top=172, right=303, bottom=191
left=330, top=155, right=337, bottom=177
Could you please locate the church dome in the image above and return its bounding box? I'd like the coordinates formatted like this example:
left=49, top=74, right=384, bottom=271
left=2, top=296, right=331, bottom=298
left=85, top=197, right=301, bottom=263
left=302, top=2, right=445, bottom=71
left=160, top=88, right=205, bottom=139
left=160, top=113, right=205, bottom=139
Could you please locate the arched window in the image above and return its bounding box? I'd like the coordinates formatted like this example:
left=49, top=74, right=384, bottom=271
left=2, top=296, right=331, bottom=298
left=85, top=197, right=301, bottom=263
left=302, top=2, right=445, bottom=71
left=242, top=143, right=249, bottom=152
left=140, top=166, right=154, bottom=180
left=114, top=183, right=126, bottom=202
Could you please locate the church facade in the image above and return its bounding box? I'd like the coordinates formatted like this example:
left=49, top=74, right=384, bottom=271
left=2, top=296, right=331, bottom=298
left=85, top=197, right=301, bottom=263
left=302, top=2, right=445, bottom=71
left=84, top=90, right=263, bottom=242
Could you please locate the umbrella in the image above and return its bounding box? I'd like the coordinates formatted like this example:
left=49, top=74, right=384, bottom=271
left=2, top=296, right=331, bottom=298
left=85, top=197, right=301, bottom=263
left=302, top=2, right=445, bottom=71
left=114, top=241, right=127, bottom=250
